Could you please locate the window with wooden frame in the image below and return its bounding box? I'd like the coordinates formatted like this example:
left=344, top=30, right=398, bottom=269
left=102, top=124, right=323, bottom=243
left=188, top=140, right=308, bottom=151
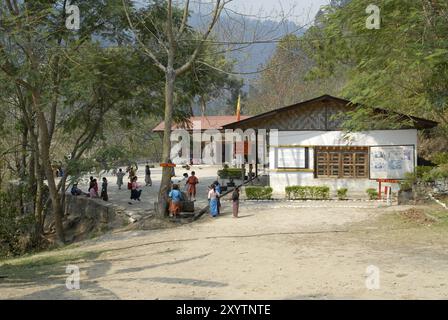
left=315, top=146, right=369, bottom=178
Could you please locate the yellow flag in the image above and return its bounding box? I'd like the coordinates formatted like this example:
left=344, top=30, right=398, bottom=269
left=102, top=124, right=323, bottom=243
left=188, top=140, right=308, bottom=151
left=236, top=94, right=241, bottom=121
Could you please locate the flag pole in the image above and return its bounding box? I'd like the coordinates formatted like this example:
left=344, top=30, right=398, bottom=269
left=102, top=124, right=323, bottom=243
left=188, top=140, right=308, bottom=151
left=236, top=94, right=241, bottom=121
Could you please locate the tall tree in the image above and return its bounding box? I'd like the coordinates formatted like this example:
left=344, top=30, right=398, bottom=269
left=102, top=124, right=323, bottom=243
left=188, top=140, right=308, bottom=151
left=301, top=0, right=448, bottom=132
left=0, top=0, right=144, bottom=242
left=122, top=0, right=233, bottom=216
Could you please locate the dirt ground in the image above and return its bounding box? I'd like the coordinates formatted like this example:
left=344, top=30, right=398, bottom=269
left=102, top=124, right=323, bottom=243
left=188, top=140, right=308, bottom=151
left=1, top=201, right=448, bottom=300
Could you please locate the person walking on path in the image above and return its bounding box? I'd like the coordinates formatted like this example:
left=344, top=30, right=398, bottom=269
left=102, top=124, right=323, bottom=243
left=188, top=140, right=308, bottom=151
left=232, top=187, right=240, bottom=218
left=145, top=165, right=152, bottom=186
left=208, top=184, right=220, bottom=217
left=186, top=171, right=199, bottom=201
left=129, top=176, right=142, bottom=203
left=101, top=177, right=109, bottom=201
left=116, top=168, right=125, bottom=190
left=168, top=184, right=183, bottom=217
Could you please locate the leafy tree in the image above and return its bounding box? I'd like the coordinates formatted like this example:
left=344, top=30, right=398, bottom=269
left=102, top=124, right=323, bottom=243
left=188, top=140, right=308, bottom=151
left=0, top=0, right=241, bottom=247
left=301, top=0, right=448, bottom=133
left=122, top=0, right=234, bottom=216
left=0, top=0, right=159, bottom=243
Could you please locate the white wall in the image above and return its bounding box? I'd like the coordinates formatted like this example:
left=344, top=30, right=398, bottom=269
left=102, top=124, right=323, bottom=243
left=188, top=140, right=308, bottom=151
left=268, top=129, right=418, bottom=197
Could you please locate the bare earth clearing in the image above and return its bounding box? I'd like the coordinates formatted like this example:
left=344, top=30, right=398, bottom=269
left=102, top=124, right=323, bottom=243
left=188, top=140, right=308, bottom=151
left=1, top=199, right=448, bottom=299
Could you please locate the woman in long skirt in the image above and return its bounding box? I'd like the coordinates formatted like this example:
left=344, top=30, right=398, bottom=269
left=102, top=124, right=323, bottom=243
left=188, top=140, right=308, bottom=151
left=208, top=185, right=219, bottom=217
left=145, top=165, right=152, bottom=186
left=101, top=177, right=109, bottom=201
left=232, top=187, right=240, bottom=218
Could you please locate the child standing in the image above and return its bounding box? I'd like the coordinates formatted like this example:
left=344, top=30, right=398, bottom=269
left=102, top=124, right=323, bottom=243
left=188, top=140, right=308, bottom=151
left=168, top=184, right=183, bottom=217
left=232, top=187, right=240, bottom=218
left=208, top=185, right=219, bottom=217
left=186, top=171, right=199, bottom=201
left=145, top=165, right=152, bottom=186
left=116, top=168, right=125, bottom=190
left=101, top=177, right=109, bottom=201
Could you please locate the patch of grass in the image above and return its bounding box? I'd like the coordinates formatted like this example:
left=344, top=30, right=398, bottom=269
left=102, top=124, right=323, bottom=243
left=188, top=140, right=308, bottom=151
left=122, top=219, right=130, bottom=227
left=0, top=250, right=103, bottom=280
left=381, top=206, right=448, bottom=230
left=426, top=209, right=448, bottom=228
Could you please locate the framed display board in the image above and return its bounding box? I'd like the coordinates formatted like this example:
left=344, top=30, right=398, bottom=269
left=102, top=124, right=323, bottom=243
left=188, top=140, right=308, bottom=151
left=369, top=145, right=415, bottom=179
left=276, top=147, right=308, bottom=169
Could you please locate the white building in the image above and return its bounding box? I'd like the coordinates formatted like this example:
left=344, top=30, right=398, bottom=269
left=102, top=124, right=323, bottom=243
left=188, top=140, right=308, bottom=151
left=223, top=95, right=437, bottom=197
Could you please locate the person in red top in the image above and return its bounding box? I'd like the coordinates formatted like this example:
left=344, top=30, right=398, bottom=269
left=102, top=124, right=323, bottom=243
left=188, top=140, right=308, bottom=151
left=186, top=171, right=199, bottom=201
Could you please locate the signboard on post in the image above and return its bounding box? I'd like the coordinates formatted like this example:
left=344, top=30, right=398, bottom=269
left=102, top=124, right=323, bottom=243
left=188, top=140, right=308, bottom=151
left=370, top=146, right=414, bottom=179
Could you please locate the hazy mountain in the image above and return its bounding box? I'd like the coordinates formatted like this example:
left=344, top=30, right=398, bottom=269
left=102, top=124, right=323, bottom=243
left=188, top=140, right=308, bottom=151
left=189, top=9, right=306, bottom=90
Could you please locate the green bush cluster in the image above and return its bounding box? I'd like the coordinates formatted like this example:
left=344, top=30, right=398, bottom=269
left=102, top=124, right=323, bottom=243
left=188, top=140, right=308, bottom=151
left=285, top=186, right=330, bottom=200
left=245, top=186, right=273, bottom=200
left=431, top=152, right=448, bottom=165
left=337, top=188, right=348, bottom=200
left=425, top=164, right=448, bottom=182
left=218, top=168, right=244, bottom=179
left=365, top=188, right=378, bottom=200
left=0, top=190, right=36, bottom=257
left=400, top=166, right=439, bottom=190
left=416, top=166, right=434, bottom=178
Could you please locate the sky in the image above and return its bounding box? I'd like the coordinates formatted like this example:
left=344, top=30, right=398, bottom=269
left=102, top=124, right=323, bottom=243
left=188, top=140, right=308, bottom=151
left=227, top=0, right=331, bottom=26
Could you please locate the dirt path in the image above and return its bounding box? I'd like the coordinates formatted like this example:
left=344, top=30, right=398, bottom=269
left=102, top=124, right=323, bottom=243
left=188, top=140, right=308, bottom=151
left=1, top=202, right=448, bottom=300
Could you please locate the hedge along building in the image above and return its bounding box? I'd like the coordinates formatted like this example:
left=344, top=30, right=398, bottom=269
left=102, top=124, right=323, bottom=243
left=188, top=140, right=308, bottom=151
left=222, top=95, right=438, bottom=197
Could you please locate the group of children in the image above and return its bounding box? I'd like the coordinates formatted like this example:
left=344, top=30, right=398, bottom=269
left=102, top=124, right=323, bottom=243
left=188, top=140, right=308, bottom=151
left=71, top=176, right=109, bottom=202
left=168, top=172, right=240, bottom=218
left=167, top=171, right=199, bottom=217
left=116, top=165, right=153, bottom=204
left=71, top=165, right=241, bottom=218
left=207, top=181, right=240, bottom=218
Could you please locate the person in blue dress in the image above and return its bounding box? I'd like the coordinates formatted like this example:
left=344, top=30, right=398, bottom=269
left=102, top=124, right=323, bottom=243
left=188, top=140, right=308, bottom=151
left=208, top=184, right=220, bottom=217
left=213, top=181, right=222, bottom=214
left=168, top=184, right=183, bottom=217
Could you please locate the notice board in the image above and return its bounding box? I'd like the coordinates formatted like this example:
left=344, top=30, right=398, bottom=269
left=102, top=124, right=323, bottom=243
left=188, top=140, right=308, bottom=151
left=276, top=147, right=307, bottom=169
left=370, top=146, right=415, bottom=179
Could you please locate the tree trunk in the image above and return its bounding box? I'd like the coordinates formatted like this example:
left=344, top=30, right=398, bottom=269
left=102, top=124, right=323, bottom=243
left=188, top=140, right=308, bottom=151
left=19, top=125, right=28, bottom=216
left=34, top=151, right=44, bottom=235
left=157, top=69, right=176, bottom=217
left=33, top=92, right=65, bottom=243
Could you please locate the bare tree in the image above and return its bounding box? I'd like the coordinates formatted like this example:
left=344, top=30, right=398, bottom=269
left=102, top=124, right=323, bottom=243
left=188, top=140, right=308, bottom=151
left=123, top=0, right=232, bottom=216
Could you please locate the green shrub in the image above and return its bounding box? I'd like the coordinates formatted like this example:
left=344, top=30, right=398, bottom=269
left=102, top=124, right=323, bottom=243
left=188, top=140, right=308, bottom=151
left=366, top=188, right=378, bottom=200
left=431, top=152, right=448, bottom=165
left=245, top=186, right=273, bottom=200
left=0, top=189, right=36, bottom=257
left=400, top=172, right=415, bottom=191
left=218, top=168, right=244, bottom=179
left=416, top=166, right=434, bottom=179
left=337, top=188, right=348, bottom=200
left=285, top=186, right=330, bottom=200
left=399, top=166, right=435, bottom=187
left=424, top=164, right=448, bottom=182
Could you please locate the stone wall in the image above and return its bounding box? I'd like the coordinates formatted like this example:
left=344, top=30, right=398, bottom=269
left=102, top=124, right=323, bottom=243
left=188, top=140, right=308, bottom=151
left=398, top=180, right=448, bottom=205
left=61, top=195, right=129, bottom=242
